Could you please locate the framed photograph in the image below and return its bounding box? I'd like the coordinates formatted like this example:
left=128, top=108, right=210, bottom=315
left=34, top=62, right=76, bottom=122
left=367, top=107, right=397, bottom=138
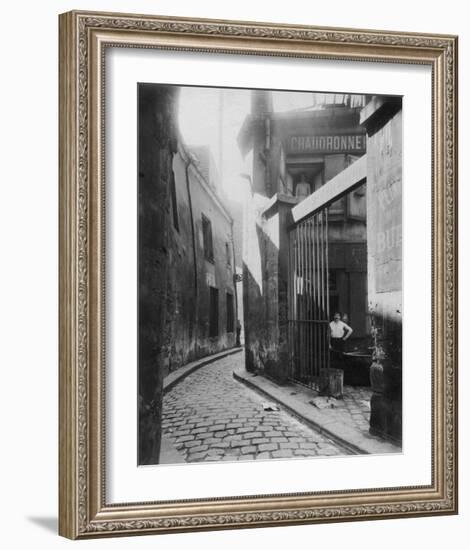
left=59, top=10, right=458, bottom=539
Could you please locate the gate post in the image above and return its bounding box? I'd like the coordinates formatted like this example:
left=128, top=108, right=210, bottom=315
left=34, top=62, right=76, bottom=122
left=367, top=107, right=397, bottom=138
left=259, top=194, right=296, bottom=384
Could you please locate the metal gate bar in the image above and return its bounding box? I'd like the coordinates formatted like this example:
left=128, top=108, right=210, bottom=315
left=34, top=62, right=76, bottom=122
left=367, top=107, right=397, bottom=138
left=288, top=209, right=329, bottom=389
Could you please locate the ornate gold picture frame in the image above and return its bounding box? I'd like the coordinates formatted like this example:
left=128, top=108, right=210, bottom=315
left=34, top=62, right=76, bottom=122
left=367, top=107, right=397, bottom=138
left=59, top=10, right=458, bottom=539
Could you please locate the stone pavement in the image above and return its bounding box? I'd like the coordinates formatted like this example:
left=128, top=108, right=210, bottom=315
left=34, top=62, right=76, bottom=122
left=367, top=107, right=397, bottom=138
left=234, top=366, right=401, bottom=455
left=342, top=386, right=373, bottom=433
left=161, top=351, right=349, bottom=463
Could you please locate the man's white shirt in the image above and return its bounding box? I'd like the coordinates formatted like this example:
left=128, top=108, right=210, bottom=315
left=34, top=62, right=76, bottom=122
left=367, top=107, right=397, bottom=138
left=329, top=320, right=352, bottom=339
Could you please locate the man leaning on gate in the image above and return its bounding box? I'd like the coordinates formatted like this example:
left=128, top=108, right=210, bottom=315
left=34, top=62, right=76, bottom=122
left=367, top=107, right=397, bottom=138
left=329, top=312, right=353, bottom=369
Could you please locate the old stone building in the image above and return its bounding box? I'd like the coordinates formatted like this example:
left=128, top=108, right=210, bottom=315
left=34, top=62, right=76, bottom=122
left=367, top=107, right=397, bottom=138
left=138, top=84, right=238, bottom=463
left=238, top=90, right=402, bottom=443
left=167, top=144, right=238, bottom=370
left=239, top=91, right=369, bottom=383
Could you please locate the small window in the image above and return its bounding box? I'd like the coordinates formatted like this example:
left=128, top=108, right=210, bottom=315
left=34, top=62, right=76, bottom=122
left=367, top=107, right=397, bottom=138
left=170, top=169, right=179, bottom=231
left=226, top=292, right=234, bottom=333
left=209, top=287, right=219, bottom=337
left=202, top=214, right=214, bottom=262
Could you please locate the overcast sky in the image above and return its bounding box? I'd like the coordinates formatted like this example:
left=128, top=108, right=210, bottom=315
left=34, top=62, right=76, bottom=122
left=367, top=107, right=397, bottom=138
left=178, top=87, right=366, bottom=202
left=178, top=86, right=320, bottom=202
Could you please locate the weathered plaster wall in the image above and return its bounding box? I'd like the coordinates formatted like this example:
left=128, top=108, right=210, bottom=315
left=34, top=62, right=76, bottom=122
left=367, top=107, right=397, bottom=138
left=138, top=84, right=236, bottom=463
left=138, top=83, right=179, bottom=464
left=365, top=106, right=403, bottom=442
left=188, top=156, right=237, bottom=359
left=242, top=193, right=272, bottom=373
left=161, top=148, right=237, bottom=376
left=242, top=194, right=292, bottom=383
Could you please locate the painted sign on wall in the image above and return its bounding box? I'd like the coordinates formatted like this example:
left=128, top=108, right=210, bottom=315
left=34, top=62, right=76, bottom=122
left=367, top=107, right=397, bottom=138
left=287, top=134, right=366, bottom=155
left=369, top=114, right=403, bottom=293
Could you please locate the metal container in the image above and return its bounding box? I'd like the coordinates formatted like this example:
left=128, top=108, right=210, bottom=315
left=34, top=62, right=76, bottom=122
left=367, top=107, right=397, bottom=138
left=342, top=351, right=372, bottom=386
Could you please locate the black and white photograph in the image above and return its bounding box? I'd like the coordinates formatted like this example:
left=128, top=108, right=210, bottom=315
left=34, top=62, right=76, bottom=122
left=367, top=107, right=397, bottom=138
left=138, top=84, right=403, bottom=466
left=1, top=0, right=463, bottom=544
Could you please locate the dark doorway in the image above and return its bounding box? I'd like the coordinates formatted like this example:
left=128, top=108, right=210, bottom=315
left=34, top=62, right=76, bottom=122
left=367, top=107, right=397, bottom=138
left=209, top=287, right=219, bottom=337
left=226, top=292, right=234, bottom=333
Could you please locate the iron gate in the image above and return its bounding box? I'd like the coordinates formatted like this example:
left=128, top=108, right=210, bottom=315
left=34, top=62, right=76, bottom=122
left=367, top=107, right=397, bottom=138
left=288, top=209, right=330, bottom=389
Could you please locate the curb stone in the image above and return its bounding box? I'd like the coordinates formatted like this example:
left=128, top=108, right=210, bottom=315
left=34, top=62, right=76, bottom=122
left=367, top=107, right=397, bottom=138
left=163, top=347, right=243, bottom=393
left=233, top=366, right=401, bottom=456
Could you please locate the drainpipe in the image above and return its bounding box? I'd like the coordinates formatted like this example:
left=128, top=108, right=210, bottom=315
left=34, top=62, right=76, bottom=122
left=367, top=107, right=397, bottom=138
left=264, top=116, right=271, bottom=196
left=230, top=219, right=239, bottom=347
left=184, top=159, right=199, bottom=345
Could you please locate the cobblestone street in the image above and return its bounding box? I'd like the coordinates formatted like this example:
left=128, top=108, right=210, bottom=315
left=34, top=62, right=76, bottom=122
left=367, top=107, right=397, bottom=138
left=162, top=352, right=347, bottom=463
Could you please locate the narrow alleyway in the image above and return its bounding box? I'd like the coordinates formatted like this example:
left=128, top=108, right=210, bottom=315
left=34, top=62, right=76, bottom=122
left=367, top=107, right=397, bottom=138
left=162, top=352, right=348, bottom=463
